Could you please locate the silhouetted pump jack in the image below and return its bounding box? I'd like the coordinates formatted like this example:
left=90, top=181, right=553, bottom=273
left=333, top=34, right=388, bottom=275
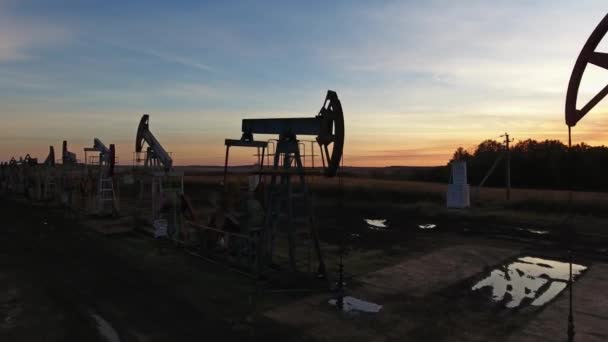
left=224, top=90, right=345, bottom=276
left=563, top=11, right=608, bottom=342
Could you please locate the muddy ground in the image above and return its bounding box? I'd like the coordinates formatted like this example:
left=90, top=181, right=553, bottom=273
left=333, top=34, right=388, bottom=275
left=0, top=198, right=301, bottom=342
left=2, top=177, right=608, bottom=341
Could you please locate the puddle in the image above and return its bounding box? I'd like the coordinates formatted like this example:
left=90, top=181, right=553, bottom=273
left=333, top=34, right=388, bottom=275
left=516, top=227, right=549, bottom=235
left=328, top=296, right=382, bottom=313
left=89, top=311, right=121, bottom=342
left=418, top=224, right=437, bottom=230
left=472, top=256, right=587, bottom=308
left=364, top=219, right=389, bottom=231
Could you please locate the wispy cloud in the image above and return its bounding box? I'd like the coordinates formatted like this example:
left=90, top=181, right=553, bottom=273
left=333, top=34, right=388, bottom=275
left=161, top=82, right=218, bottom=97
left=140, top=48, right=214, bottom=72
left=0, top=1, right=607, bottom=166
left=322, top=2, right=606, bottom=98
left=0, top=3, right=70, bottom=62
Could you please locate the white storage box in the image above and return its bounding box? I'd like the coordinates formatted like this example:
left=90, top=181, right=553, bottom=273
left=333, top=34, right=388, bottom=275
left=447, top=184, right=470, bottom=208
left=447, top=161, right=470, bottom=208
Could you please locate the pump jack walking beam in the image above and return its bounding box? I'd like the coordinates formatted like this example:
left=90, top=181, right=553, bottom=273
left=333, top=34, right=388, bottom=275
left=224, top=90, right=345, bottom=178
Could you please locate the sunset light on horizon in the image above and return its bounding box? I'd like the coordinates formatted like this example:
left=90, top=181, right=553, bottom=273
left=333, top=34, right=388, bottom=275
left=1, top=0, right=607, bottom=166
left=4, top=3, right=608, bottom=341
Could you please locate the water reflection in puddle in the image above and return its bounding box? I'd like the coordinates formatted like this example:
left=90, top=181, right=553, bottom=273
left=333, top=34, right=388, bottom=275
left=516, top=227, right=549, bottom=235
left=89, top=311, right=121, bottom=342
left=364, top=219, right=389, bottom=231
left=328, top=296, right=383, bottom=313
left=472, top=256, right=587, bottom=308
left=418, top=224, right=437, bottom=230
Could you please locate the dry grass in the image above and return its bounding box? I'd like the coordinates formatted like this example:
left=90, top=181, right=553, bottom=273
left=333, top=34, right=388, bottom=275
left=182, top=173, right=608, bottom=205
left=176, top=172, right=608, bottom=234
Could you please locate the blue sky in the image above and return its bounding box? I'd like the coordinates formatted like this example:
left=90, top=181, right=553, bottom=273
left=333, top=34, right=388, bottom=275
left=1, top=0, right=607, bottom=165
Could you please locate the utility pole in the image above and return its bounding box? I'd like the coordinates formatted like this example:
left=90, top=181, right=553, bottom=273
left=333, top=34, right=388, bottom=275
left=500, top=133, right=514, bottom=200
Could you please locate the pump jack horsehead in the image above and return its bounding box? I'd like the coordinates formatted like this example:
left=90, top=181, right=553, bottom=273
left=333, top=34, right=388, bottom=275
left=135, top=114, right=197, bottom=243
left=62, top=140, right=78, bottom=165
left=223, top=90, right=345, bottom=276
left=36, top=146, right=58, bottom=201
left=566, top=13, right=608, bottom=128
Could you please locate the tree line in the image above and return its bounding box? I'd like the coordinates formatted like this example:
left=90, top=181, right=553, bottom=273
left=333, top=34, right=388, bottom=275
left=451, top=139, right=608, bottom=191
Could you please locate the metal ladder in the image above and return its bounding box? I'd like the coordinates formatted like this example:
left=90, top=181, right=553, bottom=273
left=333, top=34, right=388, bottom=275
left=264, top=159, right=325, bottom=276
left=98, top=177, right=116, bottom=213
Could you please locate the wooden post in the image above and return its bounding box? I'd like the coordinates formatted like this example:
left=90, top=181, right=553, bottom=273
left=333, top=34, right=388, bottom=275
left=501, top=133, right=513, bottom=201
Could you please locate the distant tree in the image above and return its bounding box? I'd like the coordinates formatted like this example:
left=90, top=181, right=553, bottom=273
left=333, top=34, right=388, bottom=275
left=435, top=136, right=608, bottom=190
left=447, top=138, right=608, bottom=191
left=474, top=139, right=504, bottom=154
left=451, top=147, right=472, bottom=162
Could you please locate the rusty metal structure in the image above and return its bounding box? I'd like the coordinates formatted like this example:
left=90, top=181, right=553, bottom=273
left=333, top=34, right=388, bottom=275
left=218, top=90, right=345, bottom=276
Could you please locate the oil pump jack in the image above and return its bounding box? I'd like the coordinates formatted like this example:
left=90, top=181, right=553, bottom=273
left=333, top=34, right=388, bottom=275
left=44, top=146, right=55, bottom=167
left=19, top=154, right=38, bottom=198
left=30, top=146, right=58, bottom=201
left=222, top=90, right=345, bottom=276
left=135, top=114, right=195, bottom=243
left=1, top=158, right=21, bottom=193
left=1, top=150, right=46, bottom=200
left=136, top=115, right=173, bottom=171
left=62, top=140, right=78, bottom=165
left=563, top=13, right=608, bottom=342
left=58, top=140, right=81, bottom=208
left=0, top=161, right=8, bottom=192
left=83, top=138, right=118, bottom=215
left=39, top=145, right=57, bottom=200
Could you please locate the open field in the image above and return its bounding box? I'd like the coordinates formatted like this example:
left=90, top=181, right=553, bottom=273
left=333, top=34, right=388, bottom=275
left=3, top=172, right=608, bottom=341
left=181, top=170, right=608, bottom=204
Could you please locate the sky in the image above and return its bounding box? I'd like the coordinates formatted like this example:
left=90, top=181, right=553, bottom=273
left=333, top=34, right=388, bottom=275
left=1, top=0, right=607, bottom=167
